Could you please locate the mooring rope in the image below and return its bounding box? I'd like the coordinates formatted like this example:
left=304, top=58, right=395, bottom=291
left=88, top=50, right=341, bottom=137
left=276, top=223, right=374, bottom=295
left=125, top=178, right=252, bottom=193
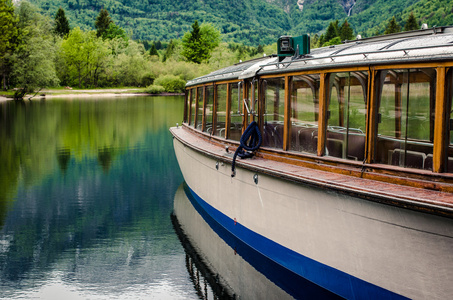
left=231, top=121, right=262, bottom=177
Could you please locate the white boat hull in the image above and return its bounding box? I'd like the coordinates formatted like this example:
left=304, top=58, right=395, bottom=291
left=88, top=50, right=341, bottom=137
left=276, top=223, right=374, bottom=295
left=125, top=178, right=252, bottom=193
left=173, top=135, right=453, bottom=299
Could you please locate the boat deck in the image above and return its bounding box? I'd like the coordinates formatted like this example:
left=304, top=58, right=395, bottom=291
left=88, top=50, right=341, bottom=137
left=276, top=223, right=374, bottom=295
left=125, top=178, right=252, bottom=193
left=171, top=126, right=453, bottom=218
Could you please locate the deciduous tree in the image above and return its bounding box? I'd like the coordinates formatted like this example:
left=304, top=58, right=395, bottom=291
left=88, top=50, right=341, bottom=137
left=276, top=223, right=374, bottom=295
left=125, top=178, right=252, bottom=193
left=12, top=1, right=59, bottom=97
left=61, top=28, right=109, bottom=88
left=0, top=0, right=20, bottom=90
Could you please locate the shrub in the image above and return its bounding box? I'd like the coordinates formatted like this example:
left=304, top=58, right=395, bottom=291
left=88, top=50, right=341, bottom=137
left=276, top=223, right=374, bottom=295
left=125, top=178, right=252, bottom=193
left=140, top=72, right=156, bottom=86
left=154, top=75, right=186, bottom=93
left=145, top=85, right=165, bottom=94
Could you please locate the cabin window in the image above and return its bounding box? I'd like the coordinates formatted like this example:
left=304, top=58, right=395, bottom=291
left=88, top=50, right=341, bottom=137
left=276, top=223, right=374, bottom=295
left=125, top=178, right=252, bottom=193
left=229, top=82, right=242, bottom=141
left=204, top=85, right=214, bottom=133
left=215, top=84, right=228, bottom=138
left=290, top=74, right=320, bottom=154
left=447, top=68, right=453, bottom=173
left=189, top=88, right=196, bottom=127
left=196, top=86, right=204, bottom=130
left=375, top=68, right=436, bottom=170
left=246, top=79, right=258, bottom=122
left=184, top=90, right=189, bottom=123
left=326, top=72, right=367, bottom=160
left=262, top=77, right=285, bottom=149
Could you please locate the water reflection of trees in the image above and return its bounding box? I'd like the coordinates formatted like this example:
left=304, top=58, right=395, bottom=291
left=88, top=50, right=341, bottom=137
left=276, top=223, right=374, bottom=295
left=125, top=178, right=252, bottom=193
left=0, top=96, right=184, bottom=285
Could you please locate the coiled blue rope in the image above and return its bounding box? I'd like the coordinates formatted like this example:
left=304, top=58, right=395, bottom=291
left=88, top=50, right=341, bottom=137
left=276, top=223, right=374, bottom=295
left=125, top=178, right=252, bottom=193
left=231, top=121, right=262, bottom=177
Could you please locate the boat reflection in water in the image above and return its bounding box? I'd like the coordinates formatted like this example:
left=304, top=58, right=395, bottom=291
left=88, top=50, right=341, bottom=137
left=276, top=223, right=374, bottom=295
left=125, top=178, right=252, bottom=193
left=172, top=183, right=295, bottom=300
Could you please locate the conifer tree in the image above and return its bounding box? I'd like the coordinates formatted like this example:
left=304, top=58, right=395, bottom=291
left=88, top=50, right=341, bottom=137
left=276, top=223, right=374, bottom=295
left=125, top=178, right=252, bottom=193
left=324, top=21, right=339, bottom=42
left=339, top=20, right=354, bottom=41
left=149, top=43, right=158, bottom=56
left=384, top=16, right=401, bottom=34
left=54, top=7, right=70, bottom=37
left=162, top=39, right=175, bottom=62
left=182, top=20, right=220, bottom=64
left=95, top=8, right=112, bottom=38
left=404, top=12, right=419, bottom=31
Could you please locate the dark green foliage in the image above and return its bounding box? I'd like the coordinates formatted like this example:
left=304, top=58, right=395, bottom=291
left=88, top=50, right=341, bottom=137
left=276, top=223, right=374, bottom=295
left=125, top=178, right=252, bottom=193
left=339, top=20, right=354, bottom=41
left=162, top=39, right=176, bottom=62
left=404, top=12, right=419, bottom=31
left=95, top=8, right=112, bottom=38
left=0, top=0, right=21, bottom=90
left=54, top=7, right=70, bottom=37
left=26, top=0, right=453, bottom=45
left=149, top=43, right=158, bottom=56
left=318, top=19, right=354, bottom=47
left=324, top=20, right=339, bottom=42
left=182, top=21, right=220, bottom=64
left=384, top=16, right=401, bottom=34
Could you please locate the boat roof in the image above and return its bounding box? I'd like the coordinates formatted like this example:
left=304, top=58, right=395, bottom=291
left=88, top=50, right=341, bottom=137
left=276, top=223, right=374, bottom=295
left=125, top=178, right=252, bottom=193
left=186, top=26, right=453, bottom=87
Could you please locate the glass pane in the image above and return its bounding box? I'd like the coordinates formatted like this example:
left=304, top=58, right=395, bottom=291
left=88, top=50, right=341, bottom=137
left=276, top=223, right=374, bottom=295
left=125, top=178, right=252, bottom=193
left=196, top=87, right=203, bottom=131
left=376, top=69, right=435, bottom=170
left=262, top=78, right=285, bottom=149
left=448, top=69, right=453, bottom=173
left=204, top=86, right=214, bottom=133
left=230, top=82, right=242, bottom=141
left=189, top=89, right=196, bottom=127
left=290, top=75, right=320, bottom=154
left=215, top=84, right=227, bottom=138
left=326, top=72, right=367, bottom=160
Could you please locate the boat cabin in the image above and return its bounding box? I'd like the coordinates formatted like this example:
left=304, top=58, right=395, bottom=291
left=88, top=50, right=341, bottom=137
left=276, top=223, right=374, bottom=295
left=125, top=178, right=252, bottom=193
left=182, top=27, right=453, bottom=192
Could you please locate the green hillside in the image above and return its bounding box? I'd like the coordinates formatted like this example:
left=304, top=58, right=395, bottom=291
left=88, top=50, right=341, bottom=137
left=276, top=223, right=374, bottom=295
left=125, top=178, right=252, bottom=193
left=22, top=0, right=453, bottom=45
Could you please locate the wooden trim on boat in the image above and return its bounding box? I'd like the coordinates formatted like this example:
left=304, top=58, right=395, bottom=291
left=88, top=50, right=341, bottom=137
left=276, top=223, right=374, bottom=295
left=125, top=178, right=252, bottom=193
left=317, top=73, right=328, bottom=156
left=225, top=83, right=231, bottom=139
left=171, top=125, right=453, bottom=218
left=434, top=67, right=447, bottom=173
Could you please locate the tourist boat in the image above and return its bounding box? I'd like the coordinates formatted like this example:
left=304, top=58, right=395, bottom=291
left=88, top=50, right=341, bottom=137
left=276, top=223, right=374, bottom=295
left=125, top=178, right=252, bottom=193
left=170, top=27, right=453, bottom=299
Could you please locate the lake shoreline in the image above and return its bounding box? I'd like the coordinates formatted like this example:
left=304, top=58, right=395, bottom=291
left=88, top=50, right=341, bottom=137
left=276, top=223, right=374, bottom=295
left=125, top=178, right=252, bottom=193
left=0, top=89, right=184, bottom=102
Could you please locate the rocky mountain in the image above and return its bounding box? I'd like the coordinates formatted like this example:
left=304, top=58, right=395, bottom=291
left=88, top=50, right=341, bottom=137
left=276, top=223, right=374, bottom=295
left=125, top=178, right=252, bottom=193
left=26, top=0, right=453, bottom=45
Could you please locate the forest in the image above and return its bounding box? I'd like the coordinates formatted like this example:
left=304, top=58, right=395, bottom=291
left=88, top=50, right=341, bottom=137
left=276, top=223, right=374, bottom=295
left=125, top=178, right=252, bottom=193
left=26, top=0, right=453, bottom=45
left=0, top=0, right=448, bottom=96
left=0, top=1, right=275, bottom=96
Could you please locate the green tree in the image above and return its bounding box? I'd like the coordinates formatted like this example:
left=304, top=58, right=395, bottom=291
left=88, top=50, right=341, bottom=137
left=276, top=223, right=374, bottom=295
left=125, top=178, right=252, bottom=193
left=162, top=39, right=176, bottom=62
left=149, top=43, right=158, bottom=56
left=182, top=20, right=221, bottom=64
left=61, top=28, right=109, bottom=88
left=104, top=23, right=128, bottom=41
left=384, top=16, right=401, bottom=34
left=324, top=20, right=339, bottom=43
left=404, top=12, right=419, bottom=31
left=95, top=8, right=112, bottom=38
left=54, top=7, right=70, bottom=37
left=256, top=44, right=264, bottom=54
left=339, top=20, right=354, bottom=41
left=12, top=1, right=59, bottom=97
left=0, top=0, right=21, bottom=90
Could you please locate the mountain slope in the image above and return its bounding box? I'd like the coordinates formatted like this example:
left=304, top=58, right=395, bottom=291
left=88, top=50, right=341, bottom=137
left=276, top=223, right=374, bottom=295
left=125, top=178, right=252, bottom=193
left=27, top=0, right=453, bottom=45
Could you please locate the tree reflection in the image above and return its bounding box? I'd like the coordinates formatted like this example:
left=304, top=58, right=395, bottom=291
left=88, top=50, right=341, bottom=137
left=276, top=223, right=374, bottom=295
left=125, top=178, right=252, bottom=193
left=56, top=148, right=71, bottom=173
left=0, top=96, right=184, bottom=285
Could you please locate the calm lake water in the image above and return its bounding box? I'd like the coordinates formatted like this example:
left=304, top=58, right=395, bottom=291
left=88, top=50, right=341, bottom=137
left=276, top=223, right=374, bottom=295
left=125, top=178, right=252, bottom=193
left=0, top=96, right=219, bottom=299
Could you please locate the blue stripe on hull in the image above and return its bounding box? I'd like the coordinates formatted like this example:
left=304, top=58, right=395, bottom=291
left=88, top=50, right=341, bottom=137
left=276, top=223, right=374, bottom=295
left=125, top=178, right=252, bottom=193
left=183, top=182, right=408, bottom=300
